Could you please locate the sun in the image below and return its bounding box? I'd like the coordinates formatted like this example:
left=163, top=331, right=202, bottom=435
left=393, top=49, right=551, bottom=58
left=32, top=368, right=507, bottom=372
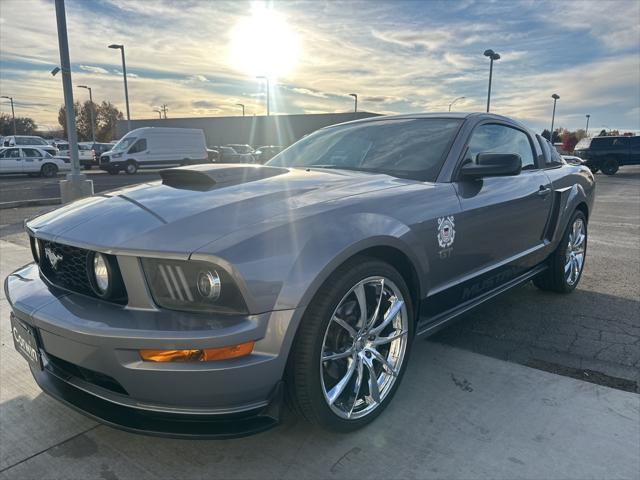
left=229, top=2, right=299, bottom=79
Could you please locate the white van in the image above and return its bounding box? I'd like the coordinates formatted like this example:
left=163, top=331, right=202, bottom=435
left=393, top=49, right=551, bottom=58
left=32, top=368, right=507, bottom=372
left=99, top=127, right=208, bottom=174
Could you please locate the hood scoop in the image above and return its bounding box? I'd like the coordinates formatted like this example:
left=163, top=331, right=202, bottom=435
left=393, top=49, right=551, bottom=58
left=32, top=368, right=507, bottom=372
left=160, top=164, right=289, bottom=191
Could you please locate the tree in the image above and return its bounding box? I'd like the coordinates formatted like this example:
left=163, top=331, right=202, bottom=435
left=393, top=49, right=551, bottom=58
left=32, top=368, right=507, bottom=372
left=541, top=129, right=551, bottom=141
left=95, top=101, right=123, bottom=142
left=551, top=129, right=561, bottom=144
left=58, top=101, right=122, bottom=142
left=561, top=130, right=578, bottom=153
left=598, top=129, right=607, bottom=137
left=0, top=113, right=37, bottom=136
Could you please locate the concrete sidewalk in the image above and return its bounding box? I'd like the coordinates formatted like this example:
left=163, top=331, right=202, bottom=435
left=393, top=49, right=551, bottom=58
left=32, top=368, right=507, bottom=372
left=1, top=240, right=638, bottom=480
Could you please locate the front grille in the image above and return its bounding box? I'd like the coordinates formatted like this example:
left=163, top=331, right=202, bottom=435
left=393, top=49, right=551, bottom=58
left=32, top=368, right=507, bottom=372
left=39, top=240, right=95, bottom=296
left=46, top=353, right=129, bottom=396
left=37, top=239, right=127, bottom=304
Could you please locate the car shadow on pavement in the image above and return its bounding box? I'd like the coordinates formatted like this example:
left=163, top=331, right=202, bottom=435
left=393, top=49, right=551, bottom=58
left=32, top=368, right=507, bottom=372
left=431, top=282, right=640, bottom=392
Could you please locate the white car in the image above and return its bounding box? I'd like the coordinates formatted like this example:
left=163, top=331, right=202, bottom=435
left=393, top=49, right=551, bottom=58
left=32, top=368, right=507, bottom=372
left=0, top=146, right=70, bottom=177
left=2, top=135, right=58, bottom=156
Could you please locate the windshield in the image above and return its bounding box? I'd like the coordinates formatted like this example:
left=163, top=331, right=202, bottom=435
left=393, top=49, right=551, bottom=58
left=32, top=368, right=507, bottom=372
left=574, top=138, right=592, bottom=150
left=111, top=137, right=137, bottom=152
left=267, top=118, right=462, bottom=181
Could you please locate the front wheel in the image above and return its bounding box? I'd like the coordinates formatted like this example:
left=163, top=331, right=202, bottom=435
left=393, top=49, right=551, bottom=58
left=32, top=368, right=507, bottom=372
left=124, top=161, right=138, bottom=175
left=534, top=210, right=587, bottom=293
left=287, top=257, right=414, bottom=432
left=601, top=158, right=619, bottom=175
left=40, top=163, right=58, bottom=178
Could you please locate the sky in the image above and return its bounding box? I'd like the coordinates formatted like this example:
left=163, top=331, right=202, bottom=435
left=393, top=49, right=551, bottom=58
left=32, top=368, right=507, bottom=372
left=1, top=0, right=639, bottom=134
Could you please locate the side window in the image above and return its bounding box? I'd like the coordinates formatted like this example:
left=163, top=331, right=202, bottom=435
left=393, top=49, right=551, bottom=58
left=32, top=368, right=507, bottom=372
left=466, top=124, right=536, bottom=170
left=5, top=148, right=21, bottom=158
left=612, top=137, right=629, bottom=147
left=536, top=135, right=563, bottom=167
left=22, top=148, right=41, bottom=158
left=592, top=137, right=612, bottom=148
left=128, top=139, right=147, bottom=153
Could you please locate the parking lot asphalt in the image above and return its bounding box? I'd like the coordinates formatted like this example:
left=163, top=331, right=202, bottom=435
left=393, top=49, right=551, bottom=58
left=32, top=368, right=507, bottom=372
left=0, top=168, right=639, bottom=479
left=0, top=170, right=162, bottom=206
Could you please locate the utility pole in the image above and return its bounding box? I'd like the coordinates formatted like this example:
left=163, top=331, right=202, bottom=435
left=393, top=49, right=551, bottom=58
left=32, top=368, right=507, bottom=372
left=484, top=49, right=500, bottom=113
left=108, top=44, right=131, bottom=131
left=54, top=0, right=93, bottom=202
left=0, top=96, right=16, bottom=134
left=77, top=85, right=95, bottom=142
left=585, top=114, right=590, bottom=135
left=161, top=104, right=168, bottom=119
left=550, top=94, right=560, bottom=143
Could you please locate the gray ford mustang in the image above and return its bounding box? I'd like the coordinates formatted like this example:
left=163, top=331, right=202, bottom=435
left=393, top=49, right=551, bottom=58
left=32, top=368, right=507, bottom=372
left=6, top=113, right=595, bottom=438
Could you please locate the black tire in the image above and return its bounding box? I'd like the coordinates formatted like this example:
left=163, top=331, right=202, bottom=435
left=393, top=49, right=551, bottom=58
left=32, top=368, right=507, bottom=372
left=589, top=166, right=598, bottom=174
left=534, top=210, right=587, bottom=293
left=600, top=158, right=619, bottom=175
left=40, top=163, right=58, bottom=178
left=124, top=161, right=138, bottom=175
left=287, top=256, right=415, bottom=432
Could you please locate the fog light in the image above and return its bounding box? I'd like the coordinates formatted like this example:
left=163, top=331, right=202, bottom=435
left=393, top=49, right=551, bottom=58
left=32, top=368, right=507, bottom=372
left=140, top=341, right=254, bottom=362
left=197, top=270, right=221, bottom=300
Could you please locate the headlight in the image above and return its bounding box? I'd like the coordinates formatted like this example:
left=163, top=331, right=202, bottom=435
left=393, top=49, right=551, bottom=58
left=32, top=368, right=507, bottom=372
left=93, top=253, right=110, bottom=294
left=30, top=236, right=41, bottom=263
left=141, top=259, right=247, bottom=314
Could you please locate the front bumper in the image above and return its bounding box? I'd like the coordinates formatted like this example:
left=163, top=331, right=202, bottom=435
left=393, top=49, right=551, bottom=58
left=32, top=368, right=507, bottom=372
left=5, top=263, right=297, bottom=438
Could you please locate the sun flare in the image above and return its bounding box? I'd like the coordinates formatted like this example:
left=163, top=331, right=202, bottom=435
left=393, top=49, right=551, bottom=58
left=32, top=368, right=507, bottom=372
left=229, top=2, right=299, bottom=79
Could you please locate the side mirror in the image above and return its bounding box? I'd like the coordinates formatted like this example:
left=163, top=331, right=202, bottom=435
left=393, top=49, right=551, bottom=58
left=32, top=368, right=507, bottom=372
left=460, top=153, right=522, bottom=179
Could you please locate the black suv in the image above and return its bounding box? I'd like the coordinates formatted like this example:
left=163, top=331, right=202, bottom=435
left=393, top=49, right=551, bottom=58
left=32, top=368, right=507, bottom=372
left=574, top=135, right=640, bottom=175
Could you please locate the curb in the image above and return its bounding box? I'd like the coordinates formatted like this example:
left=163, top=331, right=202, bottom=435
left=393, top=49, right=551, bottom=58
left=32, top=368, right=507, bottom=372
left=0, top=198, right=61, bottom=210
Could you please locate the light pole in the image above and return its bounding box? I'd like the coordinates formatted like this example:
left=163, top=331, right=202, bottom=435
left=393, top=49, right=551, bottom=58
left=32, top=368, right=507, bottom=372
left=256, top=76, right=270, bottom=116
left=550, top=93, right=560, bottom=143
left=585, top=114, right=590, bottom=135
left=236, top=103, right=245, bottom=116
left=154, top=109, right=162, bottom=119
left=483, top=49, right=500, bottom=113
left=1, top=96, right=16, bottom=134
left=349, top=93, right=358, bottom=113
left=108, top=43, right=131, bottom=131
left=54, top=0, right=93, bottom=202
left=448, top=96, right=465, bottom=112
left=77, top=85, right=95, bottom=142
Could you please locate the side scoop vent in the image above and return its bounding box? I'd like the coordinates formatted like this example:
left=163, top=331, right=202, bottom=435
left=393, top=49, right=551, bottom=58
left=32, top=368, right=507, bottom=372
left=160, top=164, right=288, bottom=191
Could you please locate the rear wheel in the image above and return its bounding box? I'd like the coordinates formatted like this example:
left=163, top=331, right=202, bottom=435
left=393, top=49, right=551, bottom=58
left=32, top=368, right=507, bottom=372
left=40, top=163, right=58, bottom=178
left=601, top=158, right=619, bottom=175
left=124, top=161, right=138, bottom=175
left=287, top=257, right=414, bottom=432
left=534, top=210, right=587, bottom=293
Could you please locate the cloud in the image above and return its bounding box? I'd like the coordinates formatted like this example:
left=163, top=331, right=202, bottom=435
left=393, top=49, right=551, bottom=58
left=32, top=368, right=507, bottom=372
left=289, top=87, right=328, bottom=98
left=79, top=65, right=109, bottom=74
left=191, top=75, right=209, bottom=82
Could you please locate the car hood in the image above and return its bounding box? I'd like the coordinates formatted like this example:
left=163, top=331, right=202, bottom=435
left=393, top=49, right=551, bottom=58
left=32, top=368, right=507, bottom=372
left=27, top=165, right=407, bottom=256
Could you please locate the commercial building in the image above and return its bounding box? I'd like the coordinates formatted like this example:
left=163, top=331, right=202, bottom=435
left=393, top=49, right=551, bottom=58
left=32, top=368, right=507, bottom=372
left=116, top=111, right=380, bottom=147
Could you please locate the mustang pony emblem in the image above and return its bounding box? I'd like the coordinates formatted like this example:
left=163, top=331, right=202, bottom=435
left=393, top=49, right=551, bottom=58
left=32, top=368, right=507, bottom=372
left=44, top=247, right=63, bottom=270
left=437, top=216, right=456, bottom=249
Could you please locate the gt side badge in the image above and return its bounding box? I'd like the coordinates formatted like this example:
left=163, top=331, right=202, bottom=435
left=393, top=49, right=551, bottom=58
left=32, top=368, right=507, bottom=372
left=437, top=215, right=455, bottom=259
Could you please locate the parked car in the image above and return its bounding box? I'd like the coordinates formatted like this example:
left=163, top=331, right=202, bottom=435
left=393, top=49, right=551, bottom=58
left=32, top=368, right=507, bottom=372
left=6, top=113, right=594, bottom=438
left=0, top=146, right=70, bottom=177
left=254, top=145, right=283, bottom=163
left=3, top=135, right=58, bottom=156
left=226, top=144, right=255, bottom=155
left=573, top=135, right=640, bottom=175
left=214, top=145, right=255, bottom=163
left=99, top=127, right=208, bottom=174
left=77, top=142, right=113, bottom=169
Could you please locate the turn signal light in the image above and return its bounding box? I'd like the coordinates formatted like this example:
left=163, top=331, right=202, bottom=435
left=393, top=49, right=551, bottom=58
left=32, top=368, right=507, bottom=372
left=139, top=341, right=255, bottom=362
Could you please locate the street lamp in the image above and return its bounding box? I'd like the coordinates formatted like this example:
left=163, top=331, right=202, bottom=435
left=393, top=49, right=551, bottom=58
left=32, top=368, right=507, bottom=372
left=236, top=103, right=245, bottom=116
left=154, top=109, right=162, bottom=119
left=256, top=76, right=270, bottom=116
left=448, top=96, right=465, bottom=112
left=349, top=93, right=358, bottom=113
left=77, top=85, right=95, bottom=142
left=585, top=114, right=590, bottom=135
left=483, top=49, right=500, bottom=113
left=108, top=43, right=131, bottom=131
left=0, top=96, right=16, bottom=135
left=550, top=93, right=560, bottom=143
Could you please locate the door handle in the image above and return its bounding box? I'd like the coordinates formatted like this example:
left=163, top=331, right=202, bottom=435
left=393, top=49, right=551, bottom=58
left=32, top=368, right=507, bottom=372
left=538, top=185, right=551, bottom=196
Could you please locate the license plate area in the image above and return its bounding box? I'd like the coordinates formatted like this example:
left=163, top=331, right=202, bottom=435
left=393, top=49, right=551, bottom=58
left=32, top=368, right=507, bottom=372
left=10, top=314, right=43, bottom=370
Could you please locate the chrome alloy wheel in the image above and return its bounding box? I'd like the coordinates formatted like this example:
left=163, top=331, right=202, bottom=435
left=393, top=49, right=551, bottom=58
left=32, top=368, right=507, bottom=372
left=320, top=276, right=409, bottom=419
left=565, top=218, right=586, bottom=286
